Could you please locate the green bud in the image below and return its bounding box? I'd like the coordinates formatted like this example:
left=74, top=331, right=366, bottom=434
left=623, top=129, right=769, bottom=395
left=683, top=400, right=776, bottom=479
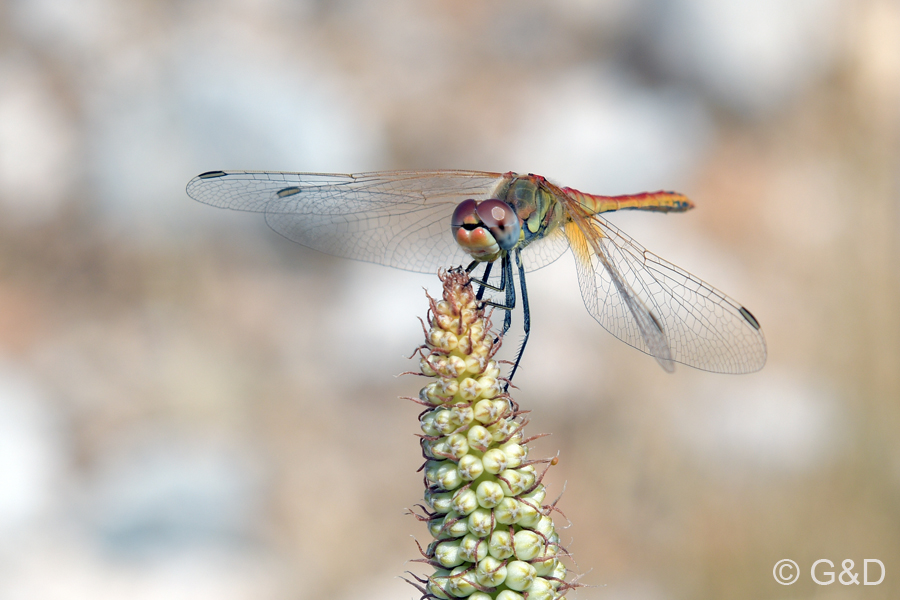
left=447, top=566, right=478, bottom=597
left=466, top=425, right=493, bottom=452
left=421, top=438, right=439, bottom=459
left=481, top=448, right=508, bottom=474
left=445, top=355, right=467, bottom=378
left=525, top=577, right=555, bottom=600
left=444, top=433, right=469, bottom=460
left=551, top=561, right=567, bottom=588
left=433, top=409, right=457, bottom=435
left=532, top=555, right=557, bottom=577
left=426, top=489, right=454, bottom=513
left=428, top=327, right=458, bottom=351
left=517, top=500, right=541, bottom=528
left=427, top=461, right=463, bottom=490
left=534, top=515, right=554, bottom=539
left=420, top=357, right=438, bottom=377
left=500, top=442, right=527, bottom=468
left=427, top=570, right=452, bottom=599
left=451, top=487, right=479, bottom=515
left=505, top=560, right=537, bottom=591
left=457, top=454, right=484, bottom=481
left=472, top=399, right=498, bottom=423
left=467, top=507, right=493, bottom=537
left=477, top=375, right=501, bottom=398
left=463, top=355, right=483, bottom=375
left=430, top=511, right=468, bottom=539
left=482, top=362, right=501, bottom=379
left=488, top=529, right=514, bottom=560
left=494, top=497, right=522, bottom=524
left=420, top=381, right=445, bottom=405
left=458, top=533, right=488, bottom=563
left=475, top=480, right=504, bottom=508
left=488, top=418, right=515, bottom=442
left=424, top=460, right=446, bottom=485
left=459, top=377, right=481, bottom=401
left=475, top=555, right=507, bottom=587
left=518, top=469, right=536, bottom=492
left=420, top=411, right=440, bottom=436
left=507, top=428, right=525, bottom=444
left=434, top=540, right=464, bottom=568
left=498, top=469, right=525, bottom=496
left=513, top=530, right=544, bottom=561
left=440, top=377, right=459, bottom=397
left=450, top=404, right=474, bottom=428
left=445, top=516, right=470, bottom=538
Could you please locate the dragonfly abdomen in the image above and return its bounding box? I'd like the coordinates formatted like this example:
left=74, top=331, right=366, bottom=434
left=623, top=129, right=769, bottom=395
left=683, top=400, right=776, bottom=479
left=564, top=188, right=695, bottom=215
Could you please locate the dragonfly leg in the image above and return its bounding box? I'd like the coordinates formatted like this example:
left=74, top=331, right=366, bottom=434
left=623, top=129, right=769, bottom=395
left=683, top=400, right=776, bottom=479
left=466, top=254, right=527, bottom=388
left=505, top=249, right=530, bottom=387
left=476, top=261, right=491, bottom=301
left=466, top=260, right=504, bottom=297
left=501, top=254, right=515, bottom=336
left=477, top=254, right=515, bottom=329
left=465, top=261, right=494, bottom=302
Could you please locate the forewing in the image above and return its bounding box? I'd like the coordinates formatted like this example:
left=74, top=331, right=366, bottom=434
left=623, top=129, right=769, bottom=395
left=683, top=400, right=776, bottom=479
left=566, top=214, right=767, bottom=373
left=186, top=170, right=507, bottom=273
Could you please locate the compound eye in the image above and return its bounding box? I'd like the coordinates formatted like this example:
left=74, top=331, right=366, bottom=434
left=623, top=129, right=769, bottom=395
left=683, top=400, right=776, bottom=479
left=451, top=199, right=479, bottom=229
left=476, top=199, right=520, bottom=251
left=475, top=199, right=514, bottom=229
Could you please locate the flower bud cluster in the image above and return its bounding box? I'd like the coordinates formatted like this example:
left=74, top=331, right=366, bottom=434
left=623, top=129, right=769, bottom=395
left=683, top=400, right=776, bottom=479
left=410, top=270, right=569, bottom=600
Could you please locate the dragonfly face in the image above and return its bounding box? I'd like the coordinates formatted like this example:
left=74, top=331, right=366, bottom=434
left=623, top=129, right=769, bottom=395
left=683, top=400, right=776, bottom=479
left=451, top=174, right=569, bottom=265
left=450, top=198, right=521, bottom=262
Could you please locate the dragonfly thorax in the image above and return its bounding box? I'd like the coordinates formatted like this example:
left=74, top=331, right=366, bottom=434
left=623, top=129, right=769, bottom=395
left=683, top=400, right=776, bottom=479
left=451, top=198, right=521, bottom=262
left=498, top=175, right=566, bottom=246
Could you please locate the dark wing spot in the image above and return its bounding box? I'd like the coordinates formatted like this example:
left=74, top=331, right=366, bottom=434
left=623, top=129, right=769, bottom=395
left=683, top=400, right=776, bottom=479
left=198, top=170, right=227, bottom=179
left=739, top=306, right=761, bottom=330
left=276, top=186, right=302, bottom=198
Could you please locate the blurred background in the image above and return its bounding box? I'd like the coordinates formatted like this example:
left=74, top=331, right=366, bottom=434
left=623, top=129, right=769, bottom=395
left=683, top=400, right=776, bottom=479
left=1, top=0, right=898, bottom=598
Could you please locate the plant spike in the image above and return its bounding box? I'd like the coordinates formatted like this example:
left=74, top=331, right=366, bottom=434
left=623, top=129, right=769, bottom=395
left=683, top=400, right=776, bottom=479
left=405, top=268, right=576, bottom=600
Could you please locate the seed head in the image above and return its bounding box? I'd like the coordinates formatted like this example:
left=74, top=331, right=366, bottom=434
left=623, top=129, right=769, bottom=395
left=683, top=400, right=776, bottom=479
left=405, top=269, right=576, bottom=599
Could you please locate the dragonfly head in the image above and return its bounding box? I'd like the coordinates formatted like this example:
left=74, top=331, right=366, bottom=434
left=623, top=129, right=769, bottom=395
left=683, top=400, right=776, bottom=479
left=451, top=198, right=521, bottom=262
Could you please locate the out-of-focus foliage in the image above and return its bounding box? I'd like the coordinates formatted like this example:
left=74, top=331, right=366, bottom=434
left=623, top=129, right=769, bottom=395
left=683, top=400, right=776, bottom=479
left=0, top=1, right=898, bottom=598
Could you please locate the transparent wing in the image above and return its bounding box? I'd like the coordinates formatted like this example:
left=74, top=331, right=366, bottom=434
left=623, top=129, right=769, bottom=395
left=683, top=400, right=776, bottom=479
left=186, top=170, right=508, bottom=273
left=564, top=214, right=767, bottom=374
left=519, top=226, right=571, bottom=272
left=565, top=221, right=675, bottom=372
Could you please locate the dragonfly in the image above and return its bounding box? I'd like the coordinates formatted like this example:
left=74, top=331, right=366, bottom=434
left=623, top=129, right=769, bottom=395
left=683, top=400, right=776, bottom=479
left=186, top=170, right=766, bottom=380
